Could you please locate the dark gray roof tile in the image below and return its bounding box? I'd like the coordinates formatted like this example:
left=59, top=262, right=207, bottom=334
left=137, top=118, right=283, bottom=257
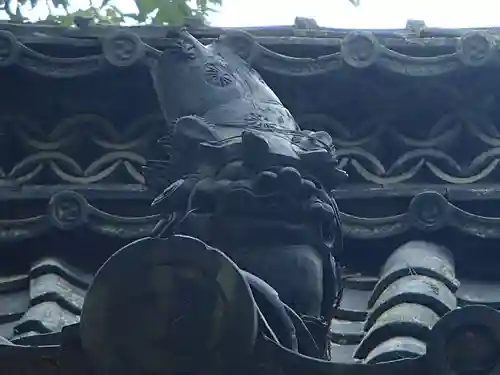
left=0, top=240, right=498, bottom=366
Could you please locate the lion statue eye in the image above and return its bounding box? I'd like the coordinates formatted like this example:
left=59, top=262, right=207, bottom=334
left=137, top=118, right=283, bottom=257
left=204, top=62, right=234, bottom=87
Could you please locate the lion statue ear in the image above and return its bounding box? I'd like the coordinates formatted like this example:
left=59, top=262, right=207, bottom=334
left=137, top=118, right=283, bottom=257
left=217, top=30, right=259, bottom=64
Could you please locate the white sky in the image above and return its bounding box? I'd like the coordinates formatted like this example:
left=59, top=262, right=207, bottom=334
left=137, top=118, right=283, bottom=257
left=209, top=0, right=500, bottom=29
left=12, top=0, right=500, bottom=28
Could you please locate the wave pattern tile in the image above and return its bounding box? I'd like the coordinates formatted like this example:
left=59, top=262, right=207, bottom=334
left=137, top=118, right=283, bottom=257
left=0, top=258, right=90, bottom=345
left=331, top=241, right=461, bottom=363
left=329, top=243, right=500, bottom=363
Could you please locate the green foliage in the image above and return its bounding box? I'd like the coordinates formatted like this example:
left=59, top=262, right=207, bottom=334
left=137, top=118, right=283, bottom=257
left=0, top=0, right=222, bottom=25
left=133, top=0, right=221, bottom=24
left=0, top=0, right=358, bottom=25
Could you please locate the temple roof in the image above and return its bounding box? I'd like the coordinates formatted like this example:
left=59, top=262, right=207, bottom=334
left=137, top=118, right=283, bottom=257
left=2, top=239, right=500, bottom=366
left=1, top=19, right=500, bottom=78
left=2, top=21, right=500, bottom=374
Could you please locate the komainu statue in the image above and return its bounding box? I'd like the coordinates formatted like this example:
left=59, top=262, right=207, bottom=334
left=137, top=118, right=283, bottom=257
left=80, top=29, right=354, bottom=375
left=149, top=29, right=347, bottom=321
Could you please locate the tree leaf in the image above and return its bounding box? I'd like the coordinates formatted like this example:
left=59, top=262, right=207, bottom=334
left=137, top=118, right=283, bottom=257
left=51, top=0, right=69, bottom=9
left=153, top=0, right=192, bottom=25
left=9, top=4, right=27, bottom=22
left=15, top=0, right=359, bottom=26
left=134, top=0, right=159, bottom=21
left=100, top=0, right=111, bottom=8
left=104, top=5, right=125, bottom=23
left=59, top=14, right=75, bottom=26
left=196, top=0, right=207, bottom=12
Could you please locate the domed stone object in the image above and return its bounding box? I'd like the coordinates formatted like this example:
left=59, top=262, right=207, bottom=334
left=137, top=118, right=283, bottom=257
left=80, top=235, right=258, bottom=375
left=427, top=305, right=500, bottom=375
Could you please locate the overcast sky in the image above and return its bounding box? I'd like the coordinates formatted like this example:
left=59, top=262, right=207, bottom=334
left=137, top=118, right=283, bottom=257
left=209, top=0, right=500, bottom=28
left=15, top=0, right=500, bottom=28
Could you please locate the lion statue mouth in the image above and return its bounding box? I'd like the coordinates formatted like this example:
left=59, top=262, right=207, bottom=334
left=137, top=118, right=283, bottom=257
left=147, top=113, right=343, bottom=253
left=152, top=163, right=339, bottom=248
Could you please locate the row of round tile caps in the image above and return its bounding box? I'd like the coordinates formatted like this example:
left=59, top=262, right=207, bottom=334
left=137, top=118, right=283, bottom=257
left=0, top=29, right=497, bottom=69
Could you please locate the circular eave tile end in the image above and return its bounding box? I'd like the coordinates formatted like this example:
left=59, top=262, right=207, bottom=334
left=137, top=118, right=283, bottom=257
left=102, top=30, right=146, bottom=67
left=409, top=191, right=450, bottom=232
left=427, top=305, right=500, bottom=375
left=341, top=31, right=381, bottom=68
left=457, top=31, right=496, bottom=67
left=47, top=190, right=89, bottom=230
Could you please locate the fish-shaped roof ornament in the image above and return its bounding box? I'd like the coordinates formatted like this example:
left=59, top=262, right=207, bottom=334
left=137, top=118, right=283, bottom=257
left=150, top=28, right=347, bottom=191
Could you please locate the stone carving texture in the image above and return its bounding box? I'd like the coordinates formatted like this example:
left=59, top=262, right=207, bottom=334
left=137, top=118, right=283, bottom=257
left=0, top=30, right=19, bottom=67
left=0, top=114, right=165, bottom=185
left=457, top=31, right=495, bottom=67
left=408, top=191, right=450, bottom=232
left=77, top=28, right=349, bottom=374
left=3, top=242, right=500, bottom=374
left=427, top=305, right=500, bottom=375
left=6, top=27, right=500, bottom=190
left=341, top=31, right=380, bottom=68
left=102, top=30, right=146, bottom=67
left=297, top=99, right=500, bottom=185
left=7, top=87, right=500, bottom=189
left=330, top=242, right=500, bottom=372
left=4, top=26, right=500, bottom=77
left=47, top=191, right=89, bottom=230
left=81, top=236, right=258, bottom=375
left=3, top=190, right=500, bottom=241
left=0, top=258, right=89, bottom=344
left=3, top=24, right=500, bottom=375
